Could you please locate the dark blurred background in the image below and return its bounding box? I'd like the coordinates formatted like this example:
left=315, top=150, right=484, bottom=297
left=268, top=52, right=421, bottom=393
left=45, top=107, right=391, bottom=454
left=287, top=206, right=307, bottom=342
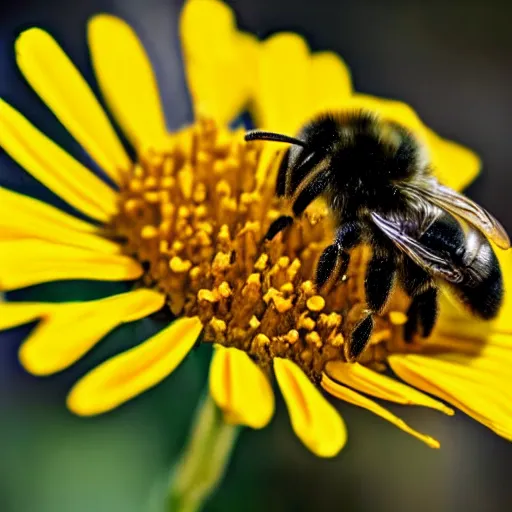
left=1, top=0, right=512, bottom=511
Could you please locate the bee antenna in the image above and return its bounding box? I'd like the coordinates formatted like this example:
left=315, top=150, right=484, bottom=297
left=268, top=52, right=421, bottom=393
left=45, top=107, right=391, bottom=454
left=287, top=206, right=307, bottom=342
left=244, top=130, right=307, bottom=147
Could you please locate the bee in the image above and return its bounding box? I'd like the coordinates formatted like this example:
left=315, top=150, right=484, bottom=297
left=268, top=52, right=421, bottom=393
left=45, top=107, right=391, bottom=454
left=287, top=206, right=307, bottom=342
left=245, top=111, right=510, bottom=361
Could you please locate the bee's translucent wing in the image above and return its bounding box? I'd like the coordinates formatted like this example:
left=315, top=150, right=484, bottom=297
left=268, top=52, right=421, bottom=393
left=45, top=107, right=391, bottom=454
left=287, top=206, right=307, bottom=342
left=403, top=181, right=510, bottom=250
left=370, top=212, right=464, bottom=283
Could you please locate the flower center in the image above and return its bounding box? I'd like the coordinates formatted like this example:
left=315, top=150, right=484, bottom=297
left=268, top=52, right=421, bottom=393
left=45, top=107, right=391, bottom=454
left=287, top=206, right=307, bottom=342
left=109, top=119, right=409, bottom=382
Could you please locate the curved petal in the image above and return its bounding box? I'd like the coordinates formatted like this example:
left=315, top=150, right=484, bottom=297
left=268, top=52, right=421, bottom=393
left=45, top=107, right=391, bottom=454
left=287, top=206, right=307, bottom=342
left=0, top=302, right=54, bottom=330
left=274, top=358, right=346, bottom=457
left=252, top=33, right=311, bottom=134
left=88, top=15, right=167, bottom=152
left=17, top=289, right=165, bottom=375
left=0, top=186, right=95, bottom=233
left=252, top=40, right=352, bottom=135
left=344, top=94, right=479, bottom=191
left=15, top=28, right=130, bottom=182
left=0, top=187, right=120, bottom=254
left=324, top=361, right=454, bottom=415
left=209, top=345, right=274, bottom=429
left=308, top=51, right=352, bottom=119
left=321, top=373, right=440, bottom=448
left=347, top=94, right=425, bottom=135
left=180, top=0, right=258, bottom=126
left=425, top=127, right=481, bottom=192
left=389, top=342, right=512, bottom=440
left=0, top=240, right=142, bottom=291
left=0, top=99, right=117, bottom=222
left=67, top=316, right=202, bottom=416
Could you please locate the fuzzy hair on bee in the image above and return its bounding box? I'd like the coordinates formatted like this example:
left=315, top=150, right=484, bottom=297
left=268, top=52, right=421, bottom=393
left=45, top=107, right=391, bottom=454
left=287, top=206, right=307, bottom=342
left=245, top=110, right=510, bottom=361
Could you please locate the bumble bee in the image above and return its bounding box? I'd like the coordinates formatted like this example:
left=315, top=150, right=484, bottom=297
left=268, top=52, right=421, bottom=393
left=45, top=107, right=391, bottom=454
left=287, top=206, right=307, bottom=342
left=245, top=111, right=510, bottom=361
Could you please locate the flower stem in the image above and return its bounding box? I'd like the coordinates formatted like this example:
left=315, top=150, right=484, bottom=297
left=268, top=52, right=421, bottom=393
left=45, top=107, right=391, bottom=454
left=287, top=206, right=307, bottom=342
left=167, top=394, right=240, bottom=512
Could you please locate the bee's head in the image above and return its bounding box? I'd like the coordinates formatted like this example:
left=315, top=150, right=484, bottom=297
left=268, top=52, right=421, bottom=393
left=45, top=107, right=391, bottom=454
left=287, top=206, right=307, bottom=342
left=244, top=110, right=427, bottom=184
left=298, top=111, right=425, bottom=182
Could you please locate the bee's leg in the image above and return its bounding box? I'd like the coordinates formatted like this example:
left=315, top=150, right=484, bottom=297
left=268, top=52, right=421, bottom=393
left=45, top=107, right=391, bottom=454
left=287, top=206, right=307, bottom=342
left=316, top=243, right=346, bottom=288
left=316, top=221, right=369, bottom=361
left=404, top=286, right=438, bottom=341
left=346, top=314, right=374, bottom=361
left=292, top=169, right=331, bottom=217
left=316, top=221, right=361, bottom=288
left=400, top=260, right=438, bottom=341
left=263, top=215, right=294, bottom=241
left=289, top=151, right=326, bottom=192
left=264, top=156, right=329, bottom=241
left=320, top=223, right=372, bottom=361
left=364, top=250, right=397, bottom=313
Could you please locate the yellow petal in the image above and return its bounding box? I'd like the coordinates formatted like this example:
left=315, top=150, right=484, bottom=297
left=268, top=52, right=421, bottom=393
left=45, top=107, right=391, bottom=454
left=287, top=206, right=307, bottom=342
left=309, top=51, right=352, bottom=117
left=88, top=15, right=167, bottom=152
left=425, top=127, right=481, bottom=192
left=410, top=332, right=512, bottom=381
left=0, top=239, right=142, bottom=291
left=274, top=358, right=346, bottom=457
left=67, top=316, right=202, bottom=415
left=344, top=94, right=479, bottom=191
left=251, top=38, right=352, bottom=135
left=0, top=99, right=117, bottom=222
left=209, top=345, right=274, bottom=429
left=254, top=51, right=351, bottom=189
left=321, top=373, right=440, bottom=448
left=0, top=302, right=54, bottom=330
left=324, top=361, right=454, bottom=415
left=252, top=33, right=311, bottom=134
left=389, top=348, right=512, bottom=440
left=346, top=94, right=426, bottom=137
left=180, top=0, right=258, bottom=126
left=0, top=187, right=120, bottom=254
left=18, top=289, right=165, bottom=375
left=15, top=28, right=130, bottom=182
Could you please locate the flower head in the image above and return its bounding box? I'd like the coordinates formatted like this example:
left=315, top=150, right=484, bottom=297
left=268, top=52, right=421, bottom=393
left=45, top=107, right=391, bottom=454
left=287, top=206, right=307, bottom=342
left=1, top=0, right=511, bottom=458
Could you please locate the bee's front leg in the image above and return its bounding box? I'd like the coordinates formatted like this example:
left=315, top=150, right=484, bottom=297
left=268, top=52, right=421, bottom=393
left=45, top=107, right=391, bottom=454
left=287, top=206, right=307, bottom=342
left=400, top=259, right=439, bottom=341
left=263, top=215, right=294, bottom=241
left=364, top=249, right=397, bottom=313
left=404, top=286, right=438, bottom=341
left=316, top=221, right=361, bottom=288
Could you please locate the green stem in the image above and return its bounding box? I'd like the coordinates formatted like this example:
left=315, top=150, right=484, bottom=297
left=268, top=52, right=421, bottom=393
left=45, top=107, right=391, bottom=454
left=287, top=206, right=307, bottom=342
left=167, top=394, right=240, bottom=512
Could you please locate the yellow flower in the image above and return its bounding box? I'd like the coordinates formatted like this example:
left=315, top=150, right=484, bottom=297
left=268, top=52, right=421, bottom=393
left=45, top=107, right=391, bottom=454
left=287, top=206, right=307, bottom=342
left=1, top=0, right=511, bottom=458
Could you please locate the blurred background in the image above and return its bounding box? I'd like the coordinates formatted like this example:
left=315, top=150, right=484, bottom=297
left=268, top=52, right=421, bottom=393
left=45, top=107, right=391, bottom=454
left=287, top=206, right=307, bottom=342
left=1, top=0, right=512, bottom=510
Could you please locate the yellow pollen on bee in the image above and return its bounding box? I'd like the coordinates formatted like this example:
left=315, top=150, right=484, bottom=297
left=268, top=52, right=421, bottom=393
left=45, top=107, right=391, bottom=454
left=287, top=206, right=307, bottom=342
left=111, top=119, right=410, bottom=382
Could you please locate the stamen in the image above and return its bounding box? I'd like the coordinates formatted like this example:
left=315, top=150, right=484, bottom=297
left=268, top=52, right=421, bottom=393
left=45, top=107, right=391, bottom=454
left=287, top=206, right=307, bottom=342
left=109, top=119, right=411, bottom=383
